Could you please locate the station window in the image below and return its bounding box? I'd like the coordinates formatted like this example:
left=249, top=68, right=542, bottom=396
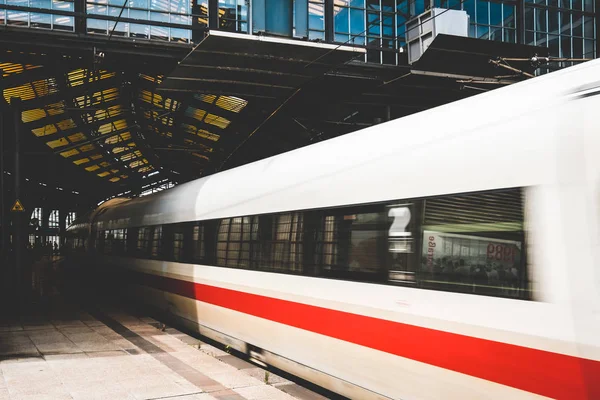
left=217, top=216, right=259, bottom=268
left=104, top=230, right=113, bottom=254
left=30, top=207, right=42, bottom=227
left=49, top=209, right=60, bottom=228
left=65, top=211, right=76, bottom=227
left=218, top=0, right=248, bottom=33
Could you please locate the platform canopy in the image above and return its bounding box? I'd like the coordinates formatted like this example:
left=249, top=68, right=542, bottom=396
left=0, top=27, right=549, bottom=204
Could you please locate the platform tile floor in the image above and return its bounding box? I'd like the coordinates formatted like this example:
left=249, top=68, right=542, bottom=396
left=0, top=303, right=329, bottom=400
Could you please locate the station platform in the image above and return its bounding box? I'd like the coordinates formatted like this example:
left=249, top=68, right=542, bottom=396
left=0, top=274, right=330, bottom=400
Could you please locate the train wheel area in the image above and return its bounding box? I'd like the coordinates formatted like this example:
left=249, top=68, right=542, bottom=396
left=0, top=261, right=342, bottom=400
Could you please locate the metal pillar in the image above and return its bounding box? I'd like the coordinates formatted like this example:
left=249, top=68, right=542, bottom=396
left=12, top=97, right=22, bottom=310
left=0, top=110, right=5, bottom=260
left=324, top=0, right=333, bottom=43
left=208, top=0, right=218, bottom=29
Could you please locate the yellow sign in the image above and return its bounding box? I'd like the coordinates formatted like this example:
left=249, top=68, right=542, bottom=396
left=11, top=199, right=25, bottom=212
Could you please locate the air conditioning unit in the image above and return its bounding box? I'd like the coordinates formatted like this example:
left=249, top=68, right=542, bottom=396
left=406, top=8, right=469, bottom=65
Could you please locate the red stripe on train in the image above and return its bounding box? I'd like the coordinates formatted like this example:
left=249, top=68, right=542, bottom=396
left=128, top=270, right=600, bottom=400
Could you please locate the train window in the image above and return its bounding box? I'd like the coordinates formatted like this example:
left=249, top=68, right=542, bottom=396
left=104, top=230, right=113, bottom=254
left=173, top=225, right=185, bottom=261
left=269, top=213, right=303, bottom=272
left=151, top=226, right=163, bottom=258
left=319, top=215, right=338, bottom=269
left=217, top=217, right=259, bottom=268
left=417, top=188, right=528, bottom=299
left=137, top=227, right=151, bottom=255
left=192, top=224, right=205, bottom=261
left=114, top=229, right=127, bottom=255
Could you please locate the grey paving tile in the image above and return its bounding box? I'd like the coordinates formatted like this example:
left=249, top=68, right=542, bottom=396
left=273, top=383, right=329, bottom=400
left=243, top=368, right=289, bottom=385
left=216, top=355, right=255, bottom=370
left=235, top=385, right=297, bottom=400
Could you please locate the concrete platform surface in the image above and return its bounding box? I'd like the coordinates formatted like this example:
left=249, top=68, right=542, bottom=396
left=0, top=300, right=328, bottom=400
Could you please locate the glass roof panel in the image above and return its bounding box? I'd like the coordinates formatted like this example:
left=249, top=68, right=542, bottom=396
left=32, top=124, right=58, bottom=137
left=73, top=157, right=90, bottom=165
left=204, top=113, right=230, bottom=129
left=60, top=149, right=80, bottom=158
left=46, top=138, right=69, bottom=149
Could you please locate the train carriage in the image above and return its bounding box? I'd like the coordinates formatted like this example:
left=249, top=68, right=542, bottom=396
left=66, top=59, right=600, bottom=400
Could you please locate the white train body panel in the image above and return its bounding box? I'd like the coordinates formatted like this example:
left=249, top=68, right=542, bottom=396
left=69, top=59, right=600, bottom=399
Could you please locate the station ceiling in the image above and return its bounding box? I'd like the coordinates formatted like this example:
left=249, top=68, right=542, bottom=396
left=0, top=27, right=547, bottom=205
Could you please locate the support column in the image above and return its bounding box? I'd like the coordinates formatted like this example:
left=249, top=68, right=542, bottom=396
left=324, top=0, right=333, bottom=43
left=208, top=0, right=218, bottom=29
left=11, top=97, right=23, bottom=310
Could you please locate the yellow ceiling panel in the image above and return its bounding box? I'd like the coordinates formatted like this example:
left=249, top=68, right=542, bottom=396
left=197, top=94, right=216, bottom=104
left=185, top=107, right=207, bottom=122
left=46, top=138, right=69, bottom=149
left=120, top=152, right=137, bottom=162
left=129, top=159, right=147, bottom=168
left=60, top=149, right=80, bottom=158
left=109, top=177, right=121, bottom=182
left=32, top=79, right=58, bottom=97
left=120, top=174, right=128, bottom=179
left=4, top=84, right=36, bottom=102
left=73, top=157, right=90, bottom=165
left=46, top=102, right=65, bottom=116
left=67, top=133, right=86, bottom=143
left=97, top=171, right=110, bottom=177
left=104, top=132, right=131, bottom=145
left=78, top=144, right=95, bottom=152
left=99, top=161, right=109, bottom=167
left=21, top=108, right=47, bottom=123
left=138, top=166, right=153, bottom=173
left=0, top=63, right=41, bottom=77
left=204, top=113, right=230, bottom=129
left=90, top=154, right=103, bottom=160
left=57, top=119, right=77, bottom=130
left=85, top=165, right=100, bottom=172
left=110, top=169, right=118, bottom=174
left=191, top=152, right=209, bottom=161
left=32, top=124, right=58, bottom=137
left=215, top=96, right=248, bottom=113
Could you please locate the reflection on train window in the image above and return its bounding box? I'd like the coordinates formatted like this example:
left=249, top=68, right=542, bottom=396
left=92, top=187, right=529, bottom=300
left=192, top=224, right=205, bottom=261
left=104, top=230, right=113, bottom=254
left=271, top=213, right=303, bottom=272
left=137, top=227, right=151, bottom=254
left=151, top=226, right=163, bottom=257
left=319, top=216, right=338, bottom=269
left=217, top=217, right=259, bottom=268
left=173, top=226, right=184, bottom=261
left=419, top=188, right=527, bottom=299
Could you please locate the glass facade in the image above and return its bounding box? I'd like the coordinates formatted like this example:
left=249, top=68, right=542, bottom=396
left=0, top=0, right=596, bottom=63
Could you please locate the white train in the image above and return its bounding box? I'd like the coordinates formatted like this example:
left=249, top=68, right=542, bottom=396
left=66, top=59, right=600, bottom=400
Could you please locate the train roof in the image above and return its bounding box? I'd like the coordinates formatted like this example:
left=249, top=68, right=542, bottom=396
left=93, top=59, right=600, bottom=229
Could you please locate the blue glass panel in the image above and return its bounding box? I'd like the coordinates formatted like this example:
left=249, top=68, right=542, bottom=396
left=572, top=36, right=583, bottom=57
left=463, top=0, right=475, bottom=19
left=548, top=34, right=559, bottom=56
left=584, top=0, right=593, bottom=12
left=382, top=13, right=393, bottom=37
left=351, top=0, right=364, bottom=7
left=308, top=3, right=324, bottom=30
left=130, top=8, right=148, bottom=20
left=572, top=14, right=582, bottom=36
left=503, top=28, right=516, bottom=42
left=584, top=39, right=594, bottom=57
left=535, top=7, right=546, bottom=32
left=489, top=1, right=501, bottom=26
left=382, top=0, right=394, bottom=12
left=503, top=4, right=514, bottom=28
left=31, top=12, right=51, bottom=27
left=584, top=16, right=594, bottom=38
left=395, top=13, right=405, bottom=37
left=109, top=6, right=126, bottom=16
left=150, top=24, right=168, bottom=38
left=469, top=23, right=475, bottom=37
left=335, top=32, right=350, bottom=42
left=350, top=7, right=365, bottom=34
left=548, top=10, right=558, bottom=34
left=31, top=0, right=50, bottom=9
left=351, top=35, right=365, bottom=44
left=130, top=22, right=149, bottom=37
left=150, top=0, right=168, bottom=12
left=559, top=0, right=570, bottom=8
left=87, top=3, right=107, bottom=14
left=171, top=27, right=190, bottom=41
left=87, top=17, right=107, bottom=31
left=572, top=0, right=582, bottom=10
left=308, top=29, right=324, bottom=39
left=536, top=31, right=547, bottom=45
left=548, top=0, right=558, bottom=8
left=525, top=7, right=533, bottom=30
left=334, top=6, right=349, bottom=33
left=561, top=35, right=571, bottom=57
left=525, top=30, right=534, bottom=44
left=560, top=12, right=570, bottom=35
left=53, top=14, right=73, bottom=29
left=476, top=1, right=488, bottom=25
left=367, top=0, right=380, bottom=10
left=489, top=25, right=502, bottom=40
left=477, top=24, right=489, bottom=38
left=367, top=11, right=380, bottom=35
left=129, top=0, right=147, bottom=8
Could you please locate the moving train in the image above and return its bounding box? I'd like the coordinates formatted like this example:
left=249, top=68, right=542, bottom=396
left=66, top=59, right=600, bottom=400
